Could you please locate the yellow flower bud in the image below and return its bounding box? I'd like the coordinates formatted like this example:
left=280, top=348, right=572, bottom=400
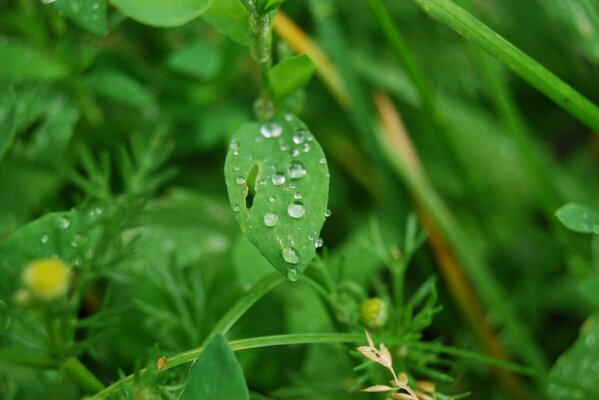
left=22, top=258, right=72, bottom=301
left=360, top=297, right=388, bottom=329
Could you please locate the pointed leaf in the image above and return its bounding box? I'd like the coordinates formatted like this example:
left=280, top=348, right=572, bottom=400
left=110, top=0, right=213, bottom=27
left=556, top=203, right=599, bottom=234
left=224, top=114, right=329, bottom=279
left=0, top=87, right=17, bottom=163
left=202, top=0, right=251, bottom=46
left=51, top=0, right=108, bottom=36
left=181, top=335, right=250, bottom=400
left=269, top=55, right=316, bottom=100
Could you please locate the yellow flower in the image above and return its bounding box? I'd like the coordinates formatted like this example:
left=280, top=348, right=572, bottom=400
left=22, top=258, right=72, bottom=301
left=360, top=297, right=388, bottom=329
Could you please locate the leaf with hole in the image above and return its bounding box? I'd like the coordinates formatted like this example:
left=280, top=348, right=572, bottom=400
left=224, top=113, right=329, bottom=280
left=180, top=334, right=249, bottom=400
left=269, top=55, right=316, bottom=100
left=556, top=203, right=599, bottom=234
left=110, top=0, right=212, bottom=27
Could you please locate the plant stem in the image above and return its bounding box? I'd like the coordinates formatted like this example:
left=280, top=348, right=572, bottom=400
left=249, top=1, right=275, bottom=108
left=90, top=272, right=285, bottom=399
left=410, top=0, right=599, bottom=132
left=0, top=349, right=56, bottom=368
left=61, top=356, right=105, bottom=394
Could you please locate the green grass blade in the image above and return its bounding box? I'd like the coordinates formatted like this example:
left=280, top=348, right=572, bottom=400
left=411, top=0, right=599, bottom=132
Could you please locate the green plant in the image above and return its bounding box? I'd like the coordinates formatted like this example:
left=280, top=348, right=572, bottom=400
left=1, top=0, right=598, bottom=399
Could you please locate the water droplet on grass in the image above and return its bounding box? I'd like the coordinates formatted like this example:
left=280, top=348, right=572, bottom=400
left=282, top=247, right=299, bottom=264
left=288, top=202, right=305, bottom=219
left=264, top=212, right=278, bottom=227
left=288, top=160, right=306, bottom=179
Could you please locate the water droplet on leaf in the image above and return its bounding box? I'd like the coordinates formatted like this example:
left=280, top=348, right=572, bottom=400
left=286, top=267, right=299, bottom=281
left=236, top=177, right=246, bottom=185
left=282, top=247, right=299, bottom=264
left=272, top=173, right=286, bottom=186
left=40, top=235, right=49, bottom=244
left=264, top=212, right=278, bottom=227
left=260, top=122, right=282, bottom=138
left=315, top=237, right=324, bottom=248
left=56, top=216, right=71, bottom=229
left=288, top=160, right=307, bottom=179
left=288, top=201, right=305, bottom=219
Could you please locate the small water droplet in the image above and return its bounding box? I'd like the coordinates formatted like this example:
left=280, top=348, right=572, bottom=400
left=291, top=149, right=301, bottom=157
left=308, top=233, right=315, bottom=241
left=89, top=207, right=103, bottom=218
left=272, top=173, right=286, bottom=186
left=233, top=165, right=240, bottom=172
left=56, top=216, right=71, bottom=229
left=269, top=196, right=276, bottom=203
left=288, top=160, right=307, bottom=179
left=282, top=247, right=300, bottom=264
left=279, top=143, right=290, bottom=152
left=319, top=158, right=326, bottom=165
left=293, top=192, right=302, bottom=200
left=324, top=209, right=332, bottom=217
left=264, top=212, right=278, bottom=227
left=315, top=237, right=324, bottom=248
left=303, top=143, right=311, bottom=153
left=230, top=140, right=239, bottom=151
left=284, top=113, right=293, bottom=122
left=233, top=149, right=239, bottom=156
left=260, top=122, right=282, bottom=138
left=288, top=201, right=305, bottom=219
left=236, top=177, right=246, bottom=185
left=292, top=130, right=307, bottom=144
left=233, top=204, right=240, bottom=212
left=70, top=234, right=87, bottom=249
left=286, top=267, right=299, bottom=281
left=40, top=235, right=49, bottom=244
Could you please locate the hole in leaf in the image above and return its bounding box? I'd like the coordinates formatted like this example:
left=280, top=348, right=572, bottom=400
left=245, top=164, right=260, bottom=209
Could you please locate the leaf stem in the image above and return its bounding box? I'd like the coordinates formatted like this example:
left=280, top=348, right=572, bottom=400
left=61, top=356, right=106, bottom=394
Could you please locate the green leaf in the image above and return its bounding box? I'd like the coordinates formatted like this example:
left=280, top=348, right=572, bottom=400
left=181, top=335, right=250, bottom=400
left=110, top=0, right=213, bottom=27
left=0, top=41, right=68, bottom=81
left=258, top=0, right=285, bottom=13
left=202, top=0, right=251, bottom=46
left=548, top=314, right=599, bottom=399
left=555, top=203, right=599, bottom=234
left=0, top=87, right=17, bottom=163
left=269, top=55, right=316, bottom=100
left=578, top=275, right=599, bottom=308
left=167, top=41, right=223, bottom=80
left=85, top=69, right=154, bottom=108
left=0, top=299, right=10, bottom=335
left=410, top=0, right=599, bottom=132
left=51, top=0, right=108, bottom=36
left=224, top=114, right=329, bottom=280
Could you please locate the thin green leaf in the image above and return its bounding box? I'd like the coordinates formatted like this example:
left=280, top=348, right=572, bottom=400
left=0, top=87, right=17, bottom=163
left=51, top=0, right=108, bottom=36
left=410, top=0, right=599, bottom=132
left=180, top=335, right=250, bottom=400
left=224, top=114, right=329, bottom=279
left=110, top=0, right=213, bottom=27
left=269, top=55, right=316, bottom=100
left=555, top=203, right=599, bottom=234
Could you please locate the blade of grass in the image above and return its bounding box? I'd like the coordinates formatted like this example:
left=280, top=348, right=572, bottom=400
left=410, top=0, right=599, bottom=132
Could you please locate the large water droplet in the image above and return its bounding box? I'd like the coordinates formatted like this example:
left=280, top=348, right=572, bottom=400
left=56, top=216, right=71, bottom=229
left=288, top=201, right=305, bottom=219
left=40, top=235, right=49, bottom=244
left=288, top=160, right=307, bottom=179
left=264, top=212, right=278, bottom=227
left=260, top=122, right=282, bottom=138
left=282, top=247, right=299, bottom=264
left=272, top=173, right=286, bottom=186
left=0, top=300, right=10, bottom=335
left=286, top=267, right=299, bottom=281
left=292, top=130, right=307, bottom=144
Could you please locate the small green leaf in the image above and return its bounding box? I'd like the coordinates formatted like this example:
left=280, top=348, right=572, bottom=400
left=167, top=41, right=223, bottom=80
left=269, top=55, right=316, bottom=100
left=0, top=87, right=17, bottom=163
left=224, top=113, right=329, bottom=280
left=548, top=314, right=599, bottom=399
left=555, top=203, right=599, bottom=234
left=85, top=69, right=154, bottom=108
left=258, top=0, right=285, bottom=13
left=181, top=335, right=250, bottom=400
left=110, top=0, right=212, bottom=27
left=0, top=41, right=68, bottom=81
left=51, top=0, right=108, bottom=36
left=202, top=0, right=251, bottom=46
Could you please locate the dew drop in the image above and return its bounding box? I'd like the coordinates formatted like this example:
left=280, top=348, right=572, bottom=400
left=315, top=237, right=324, bottom=248
left=324, top=209, right=332, bottom=218
left=319, top=158, right=326, bottom=165
left=308, top=233, right=315, bottom=241
left=291, top=149, right=301, bottom=157
left=236, top=177, right=246, bottom=185
left=288, top=201, right=305, bottom=219
left=269, top=196, right=276, bottom=203
left=292, top=130, right=307, bottom=144
left=233, top=204, right=240, bottom=212
left=293, top=192, right=302, bottom=200
left=233, top=165, right=240, bottom=172
left=288, top=160, right=307, bottom=179
left=286, top=267, right=299, bottom=281
left=284, top=113, right=293, bottom=122
left=230, top=140, right=239, bottom=151
left=264, top=212, right=278, bottom=227
left=70, top=234, right=87, bottom=249
left=303, top=143, right=311, bottom=153
left=40, top=235, right=49, bottom=244
left=260, top=122, right=282, bottom=138
left=272, top=173, right=286, bottom=186
left=56, top=216, right=71, bottom=229
left=282, top=247, right=300, bottom=264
